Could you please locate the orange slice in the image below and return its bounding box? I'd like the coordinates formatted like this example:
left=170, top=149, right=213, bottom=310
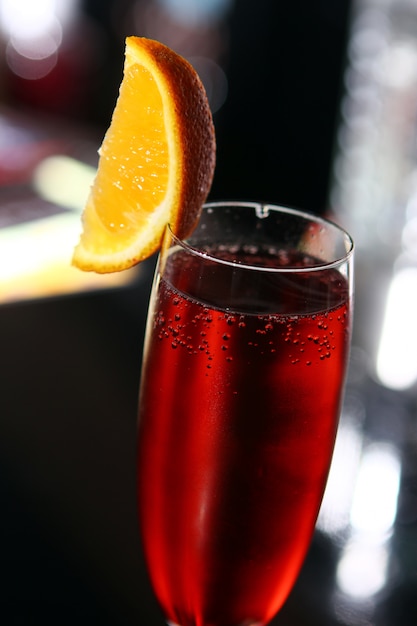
left=72, top=36, right=216, bottom=273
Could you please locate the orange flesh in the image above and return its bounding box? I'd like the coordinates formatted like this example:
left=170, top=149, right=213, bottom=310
left=94, top=65, right=169, bottom=237
left=72, top=36, right=216, bottom=273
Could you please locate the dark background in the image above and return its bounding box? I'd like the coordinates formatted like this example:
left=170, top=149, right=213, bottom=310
left=211, top=0, right=352, bottom=212
left=1, top=1, right=386, bottom=624
left=4, top=0, right=352, bottom=213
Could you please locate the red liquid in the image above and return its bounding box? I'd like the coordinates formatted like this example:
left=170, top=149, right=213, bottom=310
left=137, top=249, right=351, bottom=626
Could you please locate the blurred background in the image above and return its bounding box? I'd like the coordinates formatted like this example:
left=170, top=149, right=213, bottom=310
left=1, top=0, right=417, bottom=624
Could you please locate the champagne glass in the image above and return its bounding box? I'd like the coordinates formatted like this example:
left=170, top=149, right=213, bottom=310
left=137, top=201, right=354, bottom=626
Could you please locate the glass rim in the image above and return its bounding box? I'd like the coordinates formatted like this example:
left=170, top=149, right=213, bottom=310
left=167, top=201, right=354, bottom=274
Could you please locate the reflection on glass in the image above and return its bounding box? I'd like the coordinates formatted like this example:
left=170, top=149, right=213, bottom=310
left=337, top=538, right=390, bottom=598
left=376, top=267, right=417, bottom=390
left=336, top=442, right=401, bottom=599
left=350, top=443, right=401, bottom=535
left=317, top=399, right=365, bottom=535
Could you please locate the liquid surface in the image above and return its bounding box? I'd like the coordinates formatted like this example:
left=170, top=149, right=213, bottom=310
left=137, top=248, right=351, bottom=626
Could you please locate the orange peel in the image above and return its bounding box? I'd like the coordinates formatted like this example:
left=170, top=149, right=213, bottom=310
left=72, top=36, right=216, bottom=273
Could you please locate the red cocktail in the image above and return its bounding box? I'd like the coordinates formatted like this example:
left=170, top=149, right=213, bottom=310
left=137, top=202, right=353, bottom=626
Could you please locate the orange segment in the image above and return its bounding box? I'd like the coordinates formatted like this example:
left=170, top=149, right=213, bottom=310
left=72, top=36, right=216, bottom=273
